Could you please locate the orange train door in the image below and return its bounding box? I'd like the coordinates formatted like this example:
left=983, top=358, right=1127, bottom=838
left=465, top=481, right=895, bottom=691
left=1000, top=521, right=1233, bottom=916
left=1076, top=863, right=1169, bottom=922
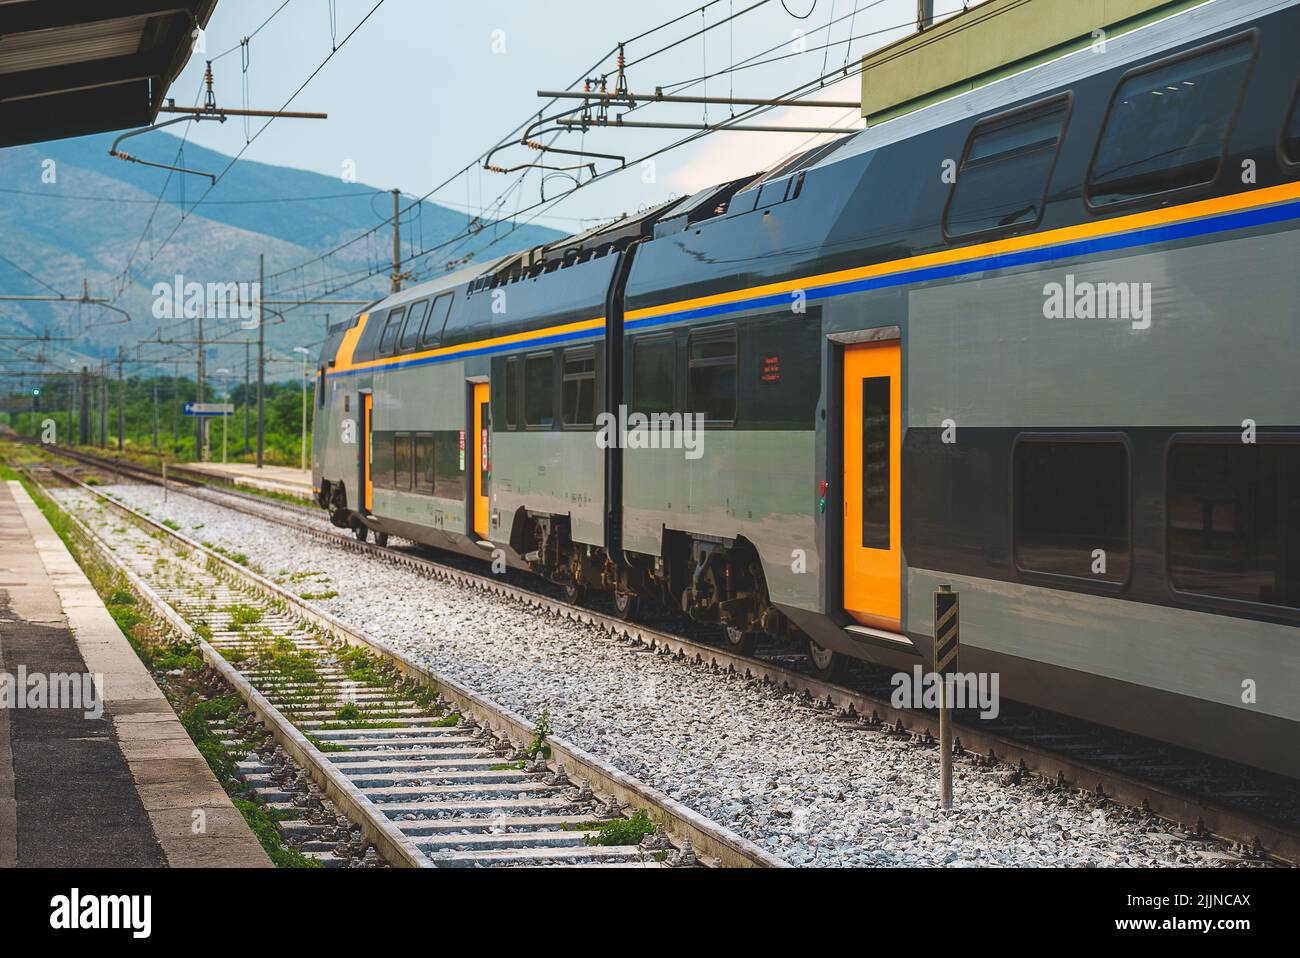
left=843, top=341, right=901, bottom=631
left=472, top=383, right=490, bottom=539
left=360, top=391, right=373, bottom=512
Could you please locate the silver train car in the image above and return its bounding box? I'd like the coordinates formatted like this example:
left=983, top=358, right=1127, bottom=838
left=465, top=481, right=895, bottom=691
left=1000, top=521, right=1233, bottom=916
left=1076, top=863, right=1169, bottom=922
left=314, top=0, right=1300, bottom=778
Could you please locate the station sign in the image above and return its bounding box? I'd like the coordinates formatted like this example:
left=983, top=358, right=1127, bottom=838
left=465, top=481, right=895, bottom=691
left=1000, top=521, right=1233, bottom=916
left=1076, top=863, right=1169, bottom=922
left=182, top=403, right=234, bottom=417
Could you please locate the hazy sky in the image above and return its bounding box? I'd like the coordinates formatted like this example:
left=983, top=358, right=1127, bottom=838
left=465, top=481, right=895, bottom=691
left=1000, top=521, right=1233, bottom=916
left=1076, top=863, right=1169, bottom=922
left=166, top=0, right=952, bottom=232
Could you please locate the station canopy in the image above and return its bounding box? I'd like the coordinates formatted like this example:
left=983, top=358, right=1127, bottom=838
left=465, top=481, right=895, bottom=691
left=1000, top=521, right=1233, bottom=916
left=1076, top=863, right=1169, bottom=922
left=0, top=1, right=218, bottom=148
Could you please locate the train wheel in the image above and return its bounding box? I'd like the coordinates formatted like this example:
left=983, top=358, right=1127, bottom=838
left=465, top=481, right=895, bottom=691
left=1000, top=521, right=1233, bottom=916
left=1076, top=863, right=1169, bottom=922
left=613, top=588, right=640, bottom=621
left=807, top=638, right=846, bottom=682
left=724, top=625, right=758, bottom=656
left=353, top=524, right=370, bottom=543
left=375, top=532, right=390, bottom=548
left=563, top=582, right=587, bottom=605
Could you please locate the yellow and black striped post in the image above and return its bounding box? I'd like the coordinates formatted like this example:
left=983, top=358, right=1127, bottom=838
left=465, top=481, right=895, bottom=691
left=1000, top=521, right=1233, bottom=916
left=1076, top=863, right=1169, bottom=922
left=934, top=584, right=960, bottom=809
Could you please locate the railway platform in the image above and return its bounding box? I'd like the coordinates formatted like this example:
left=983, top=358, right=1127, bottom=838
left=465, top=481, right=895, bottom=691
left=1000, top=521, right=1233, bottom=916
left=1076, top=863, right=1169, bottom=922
left=181, top=461, right=313, bottom=501
left=0, top=479, right=270, bottom=868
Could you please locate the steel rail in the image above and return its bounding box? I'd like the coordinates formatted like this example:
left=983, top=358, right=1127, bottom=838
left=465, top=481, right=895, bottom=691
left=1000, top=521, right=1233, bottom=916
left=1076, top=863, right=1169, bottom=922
left=44, top=466, right=784, bottom=868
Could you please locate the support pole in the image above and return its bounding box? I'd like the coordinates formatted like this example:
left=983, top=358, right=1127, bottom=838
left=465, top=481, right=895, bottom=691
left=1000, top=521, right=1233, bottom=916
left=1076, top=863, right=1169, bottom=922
left=257, top=252, right=265, bottom=469
left=244, top=341, right=251, bottom=455
left=391, top=189, right=402, bottom=293
left=300, top=353, right=308, bottom=472
left=98, top=365, right=107, bottom=447
left=934, top=584, right=960, bottom=811
left=939, top=682, right=953, bottom=810
left=116, top=347, right=125, bottom=452
left=79, top=366, right=90, bottom=445
left=196, top=312, right=207, bottom=461
left=171, top=362, right=179, bottom=449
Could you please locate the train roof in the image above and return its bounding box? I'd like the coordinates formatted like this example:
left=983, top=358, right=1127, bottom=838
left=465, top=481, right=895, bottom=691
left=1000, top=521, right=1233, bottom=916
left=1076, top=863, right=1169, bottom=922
left=825, top=0, right=1287, bottom=172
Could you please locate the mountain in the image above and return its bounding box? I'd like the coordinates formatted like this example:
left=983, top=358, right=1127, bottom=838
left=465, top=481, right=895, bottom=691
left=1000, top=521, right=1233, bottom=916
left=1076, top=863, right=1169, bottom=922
left=0, top=132, right=564, bottom=379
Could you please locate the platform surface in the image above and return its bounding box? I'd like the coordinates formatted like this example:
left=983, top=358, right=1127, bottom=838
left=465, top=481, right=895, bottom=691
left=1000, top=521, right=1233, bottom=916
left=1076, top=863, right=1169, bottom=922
left=0, top=480, right=271, bottom=868
left=182, top=461, right=313, bottom=500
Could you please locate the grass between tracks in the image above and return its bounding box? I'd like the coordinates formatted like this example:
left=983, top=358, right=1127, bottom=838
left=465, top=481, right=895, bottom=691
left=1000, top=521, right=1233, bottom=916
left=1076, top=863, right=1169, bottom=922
left=4, top=460, right=319, bottom=867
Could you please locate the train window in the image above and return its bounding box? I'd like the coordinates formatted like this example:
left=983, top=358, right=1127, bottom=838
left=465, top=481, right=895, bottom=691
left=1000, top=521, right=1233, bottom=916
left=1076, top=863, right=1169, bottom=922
left=687, top=326, right=737, bottom=424
left=354, top=310, right=387, bottom=360
left=1167, top=440, right=1299, bottom=610
left=316, top=369, right=326, bottom=409
left=399, top=300, right=429, bottom=352
left=414, top=433, right=435, bottom=493
left=944, top=96, right=1068, bottom=239
left=1013, top=439, right=1130, bottom=584
left=433, top=430, right=465, bottom=499
left=504, top=358, right=520, bottom=429
left=523, top=353, right=555, bottom=428
left=393, top=432, right=413, bottom=491
left=631, top=336, right=675, bottom=415
left=860, top=377, right=891, bottom=551
left=755, top=177, right=789, bottom=210
left=1283, top=84, right=1300, bottom=166
left=371, top=432, right=394, bottom=490
left=420, top=294, right=454, bottom=347
left=562, top=347, right=596, bottom=427
left=378, top=307, right=406, bottom=355
left=1087, top=36, right=1254, bottom=208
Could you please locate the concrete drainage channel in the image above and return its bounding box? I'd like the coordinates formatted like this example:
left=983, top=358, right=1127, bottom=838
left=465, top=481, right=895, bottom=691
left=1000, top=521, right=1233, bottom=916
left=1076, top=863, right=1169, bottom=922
left=40, top=469, right=784, bottom=869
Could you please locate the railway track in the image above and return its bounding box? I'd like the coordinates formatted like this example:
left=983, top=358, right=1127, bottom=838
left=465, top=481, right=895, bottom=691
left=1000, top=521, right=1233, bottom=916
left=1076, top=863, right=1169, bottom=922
left=20, top=444, right=1300, bottom=866
left=34, top=464, right=781, bottom=868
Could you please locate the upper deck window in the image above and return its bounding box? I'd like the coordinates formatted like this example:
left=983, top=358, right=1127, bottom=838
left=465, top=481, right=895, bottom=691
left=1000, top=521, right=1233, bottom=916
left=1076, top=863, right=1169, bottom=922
left=399, top=300, right=429, bottom=352
left=1087, top=36, right=1254, bottom=208
left=944, top=95, right=1069, bottom=240
left=377, top=307, right=405, bottom=355
left=1283, top=84, right=1300, bottom=166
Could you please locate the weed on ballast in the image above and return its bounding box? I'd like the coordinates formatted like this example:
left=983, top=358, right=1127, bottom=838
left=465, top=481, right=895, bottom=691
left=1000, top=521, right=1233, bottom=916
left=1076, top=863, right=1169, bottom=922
left=582, top=805, right=655, bottom=842
left=222, top=602, right=264, bottom=630
left=582, top=809, right=656, bottom=847
left=527, top=709, right=553, bottom=758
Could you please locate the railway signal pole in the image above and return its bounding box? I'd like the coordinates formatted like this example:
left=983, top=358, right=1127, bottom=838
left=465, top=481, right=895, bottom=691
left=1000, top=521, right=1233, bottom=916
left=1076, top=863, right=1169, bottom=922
left=934, top=584, right=960, bottom=810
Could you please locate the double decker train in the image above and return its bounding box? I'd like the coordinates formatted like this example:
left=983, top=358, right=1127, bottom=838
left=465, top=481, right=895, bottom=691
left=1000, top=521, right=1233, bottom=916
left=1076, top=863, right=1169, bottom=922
left=313, top=0, right=1300, bottom=778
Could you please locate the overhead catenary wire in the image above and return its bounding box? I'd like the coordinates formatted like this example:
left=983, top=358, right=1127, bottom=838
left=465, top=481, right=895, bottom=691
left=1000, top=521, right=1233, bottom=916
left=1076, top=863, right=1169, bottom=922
left=261, top=0, right=936, bottom=312
left=110, top=0, right=388, bottom=300
left=271, top=38, right=883, bottom=312
left=263, top=1, right=794, bottom=297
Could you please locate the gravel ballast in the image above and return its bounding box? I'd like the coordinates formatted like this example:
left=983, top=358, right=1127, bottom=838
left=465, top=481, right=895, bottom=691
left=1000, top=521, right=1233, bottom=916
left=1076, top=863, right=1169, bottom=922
left=60, top=483, right=1255, bottom=868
